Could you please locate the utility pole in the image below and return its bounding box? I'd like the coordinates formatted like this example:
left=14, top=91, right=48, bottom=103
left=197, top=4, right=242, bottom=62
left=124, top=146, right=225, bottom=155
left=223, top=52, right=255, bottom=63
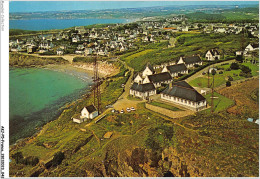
left=93, top=55, right=101, bottom=114
left=207, top=67, right=210, bottom=88
left=211, top=69, right=216, bottom=113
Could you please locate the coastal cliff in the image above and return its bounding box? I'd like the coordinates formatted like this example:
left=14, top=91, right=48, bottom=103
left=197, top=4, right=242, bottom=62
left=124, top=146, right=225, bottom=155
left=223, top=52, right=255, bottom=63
left=9, top=53, right=68, bottom=67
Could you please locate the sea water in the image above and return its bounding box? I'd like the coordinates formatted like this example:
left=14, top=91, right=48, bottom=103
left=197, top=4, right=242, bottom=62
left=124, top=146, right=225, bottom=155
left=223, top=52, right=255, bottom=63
left=9, top=67, right=92, bottom=144
left=9, top=18, right=129, bottom=30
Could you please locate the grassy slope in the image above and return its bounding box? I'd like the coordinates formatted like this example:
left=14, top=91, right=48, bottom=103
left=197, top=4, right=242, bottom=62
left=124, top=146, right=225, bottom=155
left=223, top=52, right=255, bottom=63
left=121, top=33, right=257, bottom=72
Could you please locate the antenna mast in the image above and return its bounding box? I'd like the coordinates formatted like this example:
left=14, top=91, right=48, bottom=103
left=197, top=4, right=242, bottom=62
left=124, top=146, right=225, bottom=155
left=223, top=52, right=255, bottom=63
left=93, top=55, right=101, bottom=114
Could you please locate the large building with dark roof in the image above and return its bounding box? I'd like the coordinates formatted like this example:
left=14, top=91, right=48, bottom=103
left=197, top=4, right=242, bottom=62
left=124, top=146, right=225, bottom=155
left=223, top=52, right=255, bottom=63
left=143, top=72, right=172, bottom=87
left=177, top=55, right=202, bottom=68
left=161, top=81, right=207, bottom=111
left=130, top=82, right=156, bottom=99
left=162, top=64, right=188, bottom=77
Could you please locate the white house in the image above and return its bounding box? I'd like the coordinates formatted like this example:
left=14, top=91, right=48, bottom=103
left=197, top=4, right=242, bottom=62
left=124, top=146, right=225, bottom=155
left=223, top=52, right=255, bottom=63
left=56, top=48, right=64, bottom=56
left=130, top=82, right=156, bottom=99
left=162, top=64, right=188, bottom=77
left=205, top=49, right=220, bottom=61
left=81, top=105, right=98, bottom=119
left=72, top=105, right=98, bottom=124
left=133, top=73, right=143, bottom=84
left=161, top=81, right=207, bottom=111
left=244, top=44, right=259, bottom=53
left=177, top=56, right=202, bottom=68
left=143, top=72, right=172, bottom=88
left=142, top=63, right=154, bottom=78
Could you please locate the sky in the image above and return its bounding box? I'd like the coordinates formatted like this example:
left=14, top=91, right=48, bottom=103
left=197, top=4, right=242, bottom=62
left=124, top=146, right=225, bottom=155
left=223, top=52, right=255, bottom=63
left=10, top=1, right=259, bottom=13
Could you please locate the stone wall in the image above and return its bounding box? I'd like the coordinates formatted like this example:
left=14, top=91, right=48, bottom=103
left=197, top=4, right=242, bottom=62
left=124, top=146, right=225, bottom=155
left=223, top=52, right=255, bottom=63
left=145, top=103, right=194, bottom=119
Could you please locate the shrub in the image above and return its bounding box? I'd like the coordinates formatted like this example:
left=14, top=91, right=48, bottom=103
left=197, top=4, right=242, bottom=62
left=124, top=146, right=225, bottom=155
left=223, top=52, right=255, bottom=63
left=11, top=152, right=23, bottom=164
left=225, top=68, right=231, bottom=71
left=52, top=151, right=65, bottom=167
left=219, top=71, right=223, bottom=74
left=227, top=76, right=233, bottom=81
left=236, top=55, right=243, bottom=62
left=240, top=65, right=251, bottom=74
left=230, top=62, right=239, bottom=70
left=226, top=81, right=231, bottom=87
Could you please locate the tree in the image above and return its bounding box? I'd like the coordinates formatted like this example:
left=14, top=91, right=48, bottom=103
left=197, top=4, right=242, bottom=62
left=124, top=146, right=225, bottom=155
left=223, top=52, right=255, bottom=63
left=11, top=152, right=23, bottom=164
left=240, top=65, right=251, bottom=74
left=52, top=151, right=65, bottom=167
left=226, top=81, right=231, bottom=87
left=230, top=63, right=239, bottom=70
left=236, top=55, right=243, bottom=62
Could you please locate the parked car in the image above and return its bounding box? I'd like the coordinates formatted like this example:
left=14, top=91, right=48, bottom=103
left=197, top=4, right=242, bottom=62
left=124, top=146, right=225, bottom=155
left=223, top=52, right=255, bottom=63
left=106, top=104, right=113, bottom=108
left=111, top=109, right=115, bottom=113
left=130, top=107, right=135, bottom=111
left=126, top=108, right=131, bottom=112
left=120, top=109, right=124, bottom=114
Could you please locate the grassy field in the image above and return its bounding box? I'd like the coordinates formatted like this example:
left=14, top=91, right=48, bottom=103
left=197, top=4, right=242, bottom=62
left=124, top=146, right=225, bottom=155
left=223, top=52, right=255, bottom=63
left=189, top=62, right=259, bottom=88
left=149, top=101, right=182, bottom=111
left=121, top=33, right=258, bottom=72
left=204, top=92, right=235, bottom=113
left=217, top=78, right=259, bottom=119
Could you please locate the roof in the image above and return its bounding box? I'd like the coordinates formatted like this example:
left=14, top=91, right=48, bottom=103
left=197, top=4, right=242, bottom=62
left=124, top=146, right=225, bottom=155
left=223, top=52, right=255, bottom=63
left=84, top=105, right=97, bottom=113
left=251, top=44, right=259, bottom=49
left=130, top=82, right=155, bottom=92
left=145, top=63, right=154, bottom=73
left=208, top=49, right=220, bottom=56
left=148, top=72, right=172, bottom=83
left=166, top=64, right=187, bottom=73
left=162, top=81, right=205, bottom=102
left=182, top=56, right=202, bottom=64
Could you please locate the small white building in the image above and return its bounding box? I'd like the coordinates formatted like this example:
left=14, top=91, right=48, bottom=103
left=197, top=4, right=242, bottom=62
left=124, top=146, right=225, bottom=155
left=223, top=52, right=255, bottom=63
left=133, top=73, right=143, bottom=84
left=142, top=63, right=154, bottom=78
left=143, top=72, right=172, bottom=88
left=205, top=49, right=220, bottom=61
left=177, top=56, right=202, bottom=68
left=161, top=81, right=207, bottom=111
left=162, top=64, right=188, bottom=77
left=130, top=82, right=156, bottom=99
left=72, top=105, right=98, bottom=123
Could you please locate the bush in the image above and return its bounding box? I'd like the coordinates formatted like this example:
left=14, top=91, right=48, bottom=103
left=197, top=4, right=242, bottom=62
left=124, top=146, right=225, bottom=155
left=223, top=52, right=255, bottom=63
left=236, top=55, right=243, bottom=62
left=225, top=68, right=231, bottom=71
left=52, top=151, right=65, bottom=167
left=227, top=76, right=233, bottom=81
left=239, top=72, right=253, bottom=78
left=240, top=65, right=251, bottom=74
left=226, top=81, right=231, bottom=87
left=230, top=63, right=239, bottom=70
left=219, top=71, right=223, bottom=74
left=11, top=152, right=23, bottom=164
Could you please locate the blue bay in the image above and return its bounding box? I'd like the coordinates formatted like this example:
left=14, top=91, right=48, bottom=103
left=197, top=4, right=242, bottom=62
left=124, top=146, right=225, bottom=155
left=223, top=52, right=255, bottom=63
left=9, top=18, right=129, bottom=30
left=9, top=67, right=92, bottom=144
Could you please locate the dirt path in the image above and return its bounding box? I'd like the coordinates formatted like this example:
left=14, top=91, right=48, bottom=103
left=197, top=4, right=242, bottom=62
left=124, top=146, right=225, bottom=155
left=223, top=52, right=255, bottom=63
left=112, top=58, right=145, bottom=110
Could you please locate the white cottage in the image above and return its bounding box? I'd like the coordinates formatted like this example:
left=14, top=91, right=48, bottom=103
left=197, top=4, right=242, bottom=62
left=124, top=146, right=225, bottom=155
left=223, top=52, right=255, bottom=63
left=142, top=63, right=154, bottom=78
left=72, top=105, right=98, bottom=123
left=177, top=56, right=202, bottom=68
left=143, top=72, right=172, bottom=87
left=130, top=82, right=156, bottom=99
left=205, top=49, right=220, bottom=61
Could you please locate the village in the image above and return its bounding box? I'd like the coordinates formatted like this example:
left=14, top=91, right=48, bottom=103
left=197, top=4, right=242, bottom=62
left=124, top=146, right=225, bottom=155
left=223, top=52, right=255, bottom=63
left=9, top=15, right=259, bottom=125
left=8, top=2, right=260, bottom=176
